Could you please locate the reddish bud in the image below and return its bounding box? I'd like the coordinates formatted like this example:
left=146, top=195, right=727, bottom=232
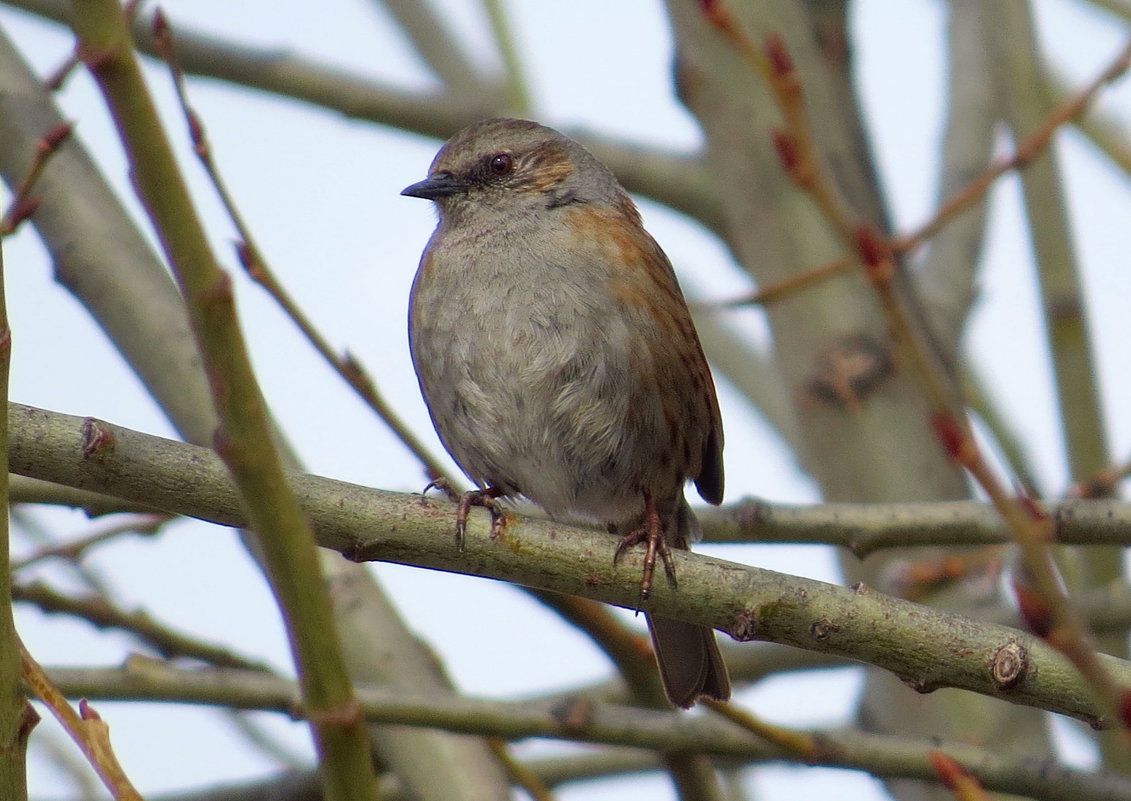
left=78, top=699, right=101, bottom=721
left=1120, top=690, right=1131, bottom=730
left=234, top=241, right=264, bottom=282
left=855, top=225, right=887, bottom=268
left=340, top=351, right=364, bottom=382
left=1012, top=579, right=1052, bottom=639
left=1070, top=470, right=1115, bottom=499
left=857, top=227, right=896, bottom=286
left=1013, top=486, right=1056, bottom=544
left=187, top=109, right=205, bottom=148
left=698, top=0, right=726, bottom=25
left=929, top=750, right=986, bottom=797
left=234, top=240, right=253, bottom=269
left=771, top=129, right=798, bottom=175
left=5, top=196, right=42, bottom=230
left=41, top=121, right=73, bottom=152
left=152, top=8, right=171, bottom=49
left=765, top=33, right=794, bottom=77
left=928, top=750, right=963, bottom=791
left=931, top=412, right=965, bottom=461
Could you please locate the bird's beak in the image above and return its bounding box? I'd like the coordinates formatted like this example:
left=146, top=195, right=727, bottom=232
left=401, top=174, right=468, bottom=200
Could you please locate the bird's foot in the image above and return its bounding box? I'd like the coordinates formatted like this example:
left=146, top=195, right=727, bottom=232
left=454, top=487, right=507, bottom=550
left=612, top=492, right=676, bottom=601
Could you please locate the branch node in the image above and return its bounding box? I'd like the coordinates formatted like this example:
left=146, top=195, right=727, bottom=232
left=80, top=418, right=117, bottom=460
left=808, top=617, right=840, bottom=644
left=990, top=640, right=1029, bottom=691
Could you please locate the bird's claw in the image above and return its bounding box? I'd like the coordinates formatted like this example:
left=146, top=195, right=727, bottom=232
left=454, top=487, right=507, bottom=551
left=613, top=495, right=677, bottom=602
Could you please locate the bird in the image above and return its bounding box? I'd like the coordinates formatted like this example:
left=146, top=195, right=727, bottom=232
left=402, top=117, right=730, bottom=708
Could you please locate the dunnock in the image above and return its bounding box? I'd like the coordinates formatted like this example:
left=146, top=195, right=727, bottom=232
left=403, top=118, right=729, bottom=708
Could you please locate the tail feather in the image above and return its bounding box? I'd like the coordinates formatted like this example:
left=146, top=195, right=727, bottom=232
left=647, top=614, right=730, bottom=708
left=646, top=495, right=730, bottom=707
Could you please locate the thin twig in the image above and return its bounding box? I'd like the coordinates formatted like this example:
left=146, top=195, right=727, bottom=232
left=13, top=581, right=273, bottom=672
left=0, top=121, right=72, bottom=236
left=10, top=513, right=169, bottom=571
left=152, top=13, right=454, bottom=487
left=714, top=36, right=1131, bottom=310
left=486, top=737, right=556, bottom=801
left=42, top=0, right=145, bottom=90
left=20, top=641, right=142, bottom=800
left=701, top=2, right=1131, bottom=735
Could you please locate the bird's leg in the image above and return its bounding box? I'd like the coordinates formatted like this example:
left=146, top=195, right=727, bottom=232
left=455, top=486, right=508, bottom=549
left=612, top=491, right=677, bottom=601
left=423, top=481, right=508, bottom=550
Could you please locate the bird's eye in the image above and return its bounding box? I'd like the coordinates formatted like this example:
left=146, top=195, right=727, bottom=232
left=488, top=153, right=513, bottom=175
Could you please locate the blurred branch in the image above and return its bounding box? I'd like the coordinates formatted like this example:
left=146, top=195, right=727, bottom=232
left=481, top=0, right=532, bottom=114
left=9, top=508, right=116, bottom=602
left=46, top=660, right=1131, bottom=801
left=0, top=120, right=71, bottom=236
left=526, top=590, right=728, bottom=801
left=221, top=711, right=308, bottom=771
left=528, top=591, right=667, bottom=707
left=12, top=580, right=273, bottom=672
left=992, top=3, right=1116, bottom=486
left=554, top=642, right=850, bottom=705
left=142, top=751, right=663, bottom=801
left=916, top=0, right=998, bottom=352
left=10, top=402, right=1131, bottom=726
left=1082, top=0, right=1131, bottom=22
left=370, top=0, right=486, bottom=91
left=1068, top=85, right=1131, bottom=176
left=0, top=0, right=729, bottom=234
left=10, top=512, right=167, bottom=570
left=31, top=729, right=101, bottom=800
left=712, top=3, right=1126, bottom=731
left=962, top=364, right=1044, bottom=498
left=1071, top=450, right=1131, bottom=499
left=4, top=0, right=499, bottom=135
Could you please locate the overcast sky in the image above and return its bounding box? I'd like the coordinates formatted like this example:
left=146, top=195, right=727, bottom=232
left=2, top=2, right=1129, bottom=799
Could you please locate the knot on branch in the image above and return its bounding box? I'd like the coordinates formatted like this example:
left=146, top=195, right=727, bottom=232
left=990, top=640, right=1029, bottom=691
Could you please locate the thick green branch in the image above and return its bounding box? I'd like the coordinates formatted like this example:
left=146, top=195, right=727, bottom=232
left=0, top=146, right=30, bottom=801
left=9, top=402, right=1131, bottom=728
left=68, top=2, right=377, bottom=798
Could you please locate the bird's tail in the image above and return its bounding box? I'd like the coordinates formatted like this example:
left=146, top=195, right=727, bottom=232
left=646, top=497, right=730, bottom=708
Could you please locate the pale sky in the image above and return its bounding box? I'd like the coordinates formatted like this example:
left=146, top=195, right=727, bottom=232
left=2, top=1, right=1129, bottom=799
